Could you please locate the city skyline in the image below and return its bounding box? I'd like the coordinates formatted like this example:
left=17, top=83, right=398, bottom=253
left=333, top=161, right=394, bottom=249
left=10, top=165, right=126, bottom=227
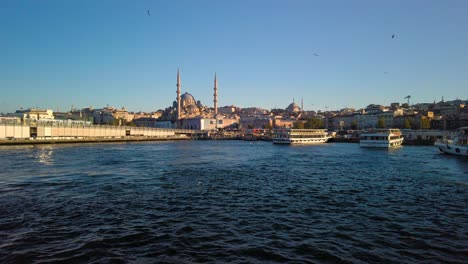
left=1, top=0, right=467, bottom=113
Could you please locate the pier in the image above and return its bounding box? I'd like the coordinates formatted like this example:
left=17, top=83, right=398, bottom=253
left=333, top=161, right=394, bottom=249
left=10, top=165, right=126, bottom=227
left=0, top=120, right=204, bottom=145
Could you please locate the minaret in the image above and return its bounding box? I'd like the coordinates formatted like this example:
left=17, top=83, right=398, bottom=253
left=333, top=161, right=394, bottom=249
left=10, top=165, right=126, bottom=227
left=176, top=68, right=181, bottom=121
left=214, top=72, right=218, bottom=118
left=301, top=98, right=304, bottom=115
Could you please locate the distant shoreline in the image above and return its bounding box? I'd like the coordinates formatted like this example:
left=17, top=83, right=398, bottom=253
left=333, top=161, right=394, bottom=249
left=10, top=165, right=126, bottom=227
left=0, top=136, right=437, bottom=146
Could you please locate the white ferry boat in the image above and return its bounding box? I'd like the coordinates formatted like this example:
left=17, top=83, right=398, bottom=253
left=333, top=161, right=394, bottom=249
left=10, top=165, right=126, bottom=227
left=434, top=127, right=468, bottom=157
left=273, top=129, right=330, bottom=144
left=359, top=129, right=404, bottom=148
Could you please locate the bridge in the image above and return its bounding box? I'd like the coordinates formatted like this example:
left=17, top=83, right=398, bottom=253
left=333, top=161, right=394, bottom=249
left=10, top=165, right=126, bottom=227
left=0, top=119, right=205, bottom=143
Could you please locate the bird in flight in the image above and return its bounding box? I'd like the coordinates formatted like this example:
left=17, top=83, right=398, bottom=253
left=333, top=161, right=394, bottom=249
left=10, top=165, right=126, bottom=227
left=384, top=72, right=389, bottom=74
left=313, top=53, right=319, bottom=56
left=147, top=10, right=151, bottom=16
left=392, top=34, right=395, bottom=39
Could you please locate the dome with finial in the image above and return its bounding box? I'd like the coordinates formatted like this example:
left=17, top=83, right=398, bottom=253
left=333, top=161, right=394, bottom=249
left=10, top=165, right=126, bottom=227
left=181, top=92, right=196, bottom=108
left=286, top=101, right=301, bottom=113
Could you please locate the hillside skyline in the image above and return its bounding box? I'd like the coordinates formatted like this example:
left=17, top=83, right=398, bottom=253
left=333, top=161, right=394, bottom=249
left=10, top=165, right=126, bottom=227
left=3, top=95, right=466, bottom=115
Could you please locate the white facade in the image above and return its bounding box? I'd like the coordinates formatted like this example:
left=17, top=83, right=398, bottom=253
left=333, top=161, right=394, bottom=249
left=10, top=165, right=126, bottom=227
left=182, top=117, right=239, bottom=131
left=14, top=109, right=54, bottom=120
left=355, top=115, right=379, bottom=129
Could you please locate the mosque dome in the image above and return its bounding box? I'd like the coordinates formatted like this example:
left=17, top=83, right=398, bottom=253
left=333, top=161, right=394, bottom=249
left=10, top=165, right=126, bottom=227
left=186, top=104, right=200, bottom=115
left=181, top=92, right=196, bottom=108
left=286, top=102, right=301, bottom=113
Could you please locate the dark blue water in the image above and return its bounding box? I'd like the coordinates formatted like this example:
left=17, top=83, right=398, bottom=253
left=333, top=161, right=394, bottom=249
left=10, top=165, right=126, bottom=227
left=0, top=141, right=466, bottom=263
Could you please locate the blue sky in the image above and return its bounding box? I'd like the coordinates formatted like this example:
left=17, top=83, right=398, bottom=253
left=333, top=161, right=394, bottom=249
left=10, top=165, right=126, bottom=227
left=1, top=0, right=467, bottom=113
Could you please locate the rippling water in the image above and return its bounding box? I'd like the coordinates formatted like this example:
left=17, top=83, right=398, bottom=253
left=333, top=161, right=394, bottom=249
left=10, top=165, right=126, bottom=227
left=0, top=141, right=467, bottom=263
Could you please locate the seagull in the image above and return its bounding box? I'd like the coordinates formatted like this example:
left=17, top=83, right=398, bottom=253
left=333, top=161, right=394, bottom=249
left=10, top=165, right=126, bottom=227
left=392, top=34, right=395, bottom=39
left=147, top=10, right=151, bottom=16
left=384, top=72, right=389, bottom=74
left=313, top=53, right=319, bottom=56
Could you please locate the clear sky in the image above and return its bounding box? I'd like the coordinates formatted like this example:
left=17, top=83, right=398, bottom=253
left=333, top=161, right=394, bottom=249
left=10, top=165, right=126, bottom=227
left=1, top=0, right=467, bottom=113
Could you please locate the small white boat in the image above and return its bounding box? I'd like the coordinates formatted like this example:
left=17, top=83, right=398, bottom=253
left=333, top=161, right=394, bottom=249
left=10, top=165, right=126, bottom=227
left=360, top=129, right=404, bottom=148
left=434, top=127, right=468, bottom=157
left=273, top=129, right=330, bottom=144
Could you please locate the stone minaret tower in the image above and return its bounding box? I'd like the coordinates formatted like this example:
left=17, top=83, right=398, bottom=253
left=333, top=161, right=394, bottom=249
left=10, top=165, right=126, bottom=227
left=176, top=68, right=181, bottom=121
left=301, top=98, right=304, bottom=115
left=214, top=72, right=218, bottom=118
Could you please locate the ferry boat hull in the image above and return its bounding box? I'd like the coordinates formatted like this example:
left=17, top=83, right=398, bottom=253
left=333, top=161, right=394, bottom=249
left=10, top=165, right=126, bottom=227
left=434, top=141, right=468, bottom=156
left=272, top=129, right=330, bottom=145
left=434, top=127, right=468, bottom=157
left=273, top=137, right=330, bottom=144
left=359, top=139, right=403, bottom=148
left=359, top=129, right=404, bottom=148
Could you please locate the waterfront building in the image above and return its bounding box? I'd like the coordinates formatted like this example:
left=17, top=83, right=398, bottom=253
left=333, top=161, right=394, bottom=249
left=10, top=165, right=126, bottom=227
left=393, top=112, right=433, bottom=130
left=301, top=110, right=318, bottom=119
left=273, top=117, right=296, bottom=128
left=181, top=117, right=239, bottom=131
left=239, top=116, right=272, bottom=129
left=339, top=108, right=356, bottom=115
left=459, top=108, right=468, bottom=121
left=432, top=102, right=460, bottom=117
left=54, top=107, right=94, bottom=123
left=238, top=107, right=269, bottom=117
left=133, top=111, right=162, bottom=120
left=366, top=104, right=386, bottom=115
left=413, top=103, right=433, bottom=112
left=332, top=115, right=355, bottom=130
left=390, top=102, right=400, bottom=110
left=376, top=109, right=404, bottom=129
left=113, top=107, right=134, bottom=123
left=93, top=106, right=134, bottom=125
left=14, top=108, right=54, bottom=120
left=93, top=107, right=114, bottom=124
left=218, top=105, right=238, bottom=115
left=357, top=114, right=379, bottom=129
left=365, top=104, right=387, bottom=115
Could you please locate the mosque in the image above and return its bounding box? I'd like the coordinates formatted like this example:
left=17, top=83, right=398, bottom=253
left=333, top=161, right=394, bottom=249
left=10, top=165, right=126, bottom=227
left=169, top=69, right=238, bottom=130
left=286, top=99, right=302, bottom=114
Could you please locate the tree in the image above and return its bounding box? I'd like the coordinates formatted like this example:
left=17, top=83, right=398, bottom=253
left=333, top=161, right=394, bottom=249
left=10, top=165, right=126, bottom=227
left=403, top=118, right=412, bottom=129
left=125, top=121, right=136, bottom=127
left=377, top=117, right=386, bottom=128
left=304, top=118, right=324, bottom=129
left=262, top=123, right=273, bottom=129
left=421, top=117, right=431, bottom=129
left=293, top=121, right=304, bottom=129
left=112, top=118, right=121, bottom=126
left=350, top=120, right=358, bottom=130
left=247, top=123, right=254, bottom=129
